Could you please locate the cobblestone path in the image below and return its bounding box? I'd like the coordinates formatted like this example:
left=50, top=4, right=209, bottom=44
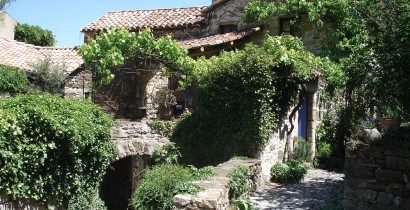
left=250, top=169, right=344, bottom=210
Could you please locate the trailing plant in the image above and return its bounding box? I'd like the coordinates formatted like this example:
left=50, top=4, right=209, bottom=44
left=244, top=0, right=410, bottom=154
left=131, top=164, right=215, bottom=210
left=14, top=23, right=56, bottom=46
left=79, top=29, right=196, bottom=86
left=0, top=93, right=116, bottom=208
left=270, top=159, right=308, bottom=183
left=147, top=120, right=176, bottom=138
left=30, top=58, right=67, bottom=92
left=172, top=35, right=340, bottom=166
left=0, top=64, right=28, bottom=94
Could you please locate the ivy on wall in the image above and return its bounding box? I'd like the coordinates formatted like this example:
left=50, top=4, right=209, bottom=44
left=172, top=36, right=341, bottom=166
left=0, top=93, right=116, bottom=209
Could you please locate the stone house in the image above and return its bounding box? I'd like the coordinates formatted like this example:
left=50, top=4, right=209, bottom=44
left=81, top=0, right=326, bottom=180
left=0, top=11, right=17, bottom=40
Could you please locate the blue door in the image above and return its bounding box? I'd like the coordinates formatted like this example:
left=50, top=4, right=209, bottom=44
left=298, top=95, right=307, bottom=140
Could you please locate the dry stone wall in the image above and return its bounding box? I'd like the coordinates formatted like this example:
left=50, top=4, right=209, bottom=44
left=172, top=159, right=262, bottom=210
left=344, top=142, right=410, bottom=210
left=64, top=68, right=92, bottom=99
left=110, top=120, right=169, bottom=159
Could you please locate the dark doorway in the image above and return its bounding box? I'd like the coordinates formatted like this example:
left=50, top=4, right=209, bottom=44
left=100, top=156, right=132, bottom=210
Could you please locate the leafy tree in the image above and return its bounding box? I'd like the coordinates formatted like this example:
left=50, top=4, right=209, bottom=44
left=14, top=23, right=56, bottom=46
left=245, top=0, right=410, bottom=155
left=0, top=0, right=15, bottom=10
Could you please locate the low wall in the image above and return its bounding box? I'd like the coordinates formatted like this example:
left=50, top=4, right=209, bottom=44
left=0, top=193, right=57, bottom=210
left=344, top=142, right=410, bottom=210
left=172, top=159, right=262, bottom=210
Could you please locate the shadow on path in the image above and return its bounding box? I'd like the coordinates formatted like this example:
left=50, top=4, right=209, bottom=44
left=250, top=169, right=344, bottom=210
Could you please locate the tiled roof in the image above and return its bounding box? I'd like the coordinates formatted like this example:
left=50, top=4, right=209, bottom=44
left=82, top=6, right=207, bottom=32
left=0, top=38, right=83, bottom=74
left=179, top=27, right=261, bottom=49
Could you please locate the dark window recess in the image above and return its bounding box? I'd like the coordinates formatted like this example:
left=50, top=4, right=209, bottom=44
left=220, top=24, right=237, bottom=34
left=280, top=18, right=301, bottom=37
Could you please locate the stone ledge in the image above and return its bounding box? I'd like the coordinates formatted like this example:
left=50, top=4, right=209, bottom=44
left=172, top=159, right=262, bottom=210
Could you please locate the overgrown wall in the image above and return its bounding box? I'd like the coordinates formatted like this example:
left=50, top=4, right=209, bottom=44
left=344, top=142, right=410, bottom=210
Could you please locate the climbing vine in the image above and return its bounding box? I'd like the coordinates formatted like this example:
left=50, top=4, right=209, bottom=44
left=79, top=29, right=195, bottom=87
left=173, top=35, right=341, bottom=166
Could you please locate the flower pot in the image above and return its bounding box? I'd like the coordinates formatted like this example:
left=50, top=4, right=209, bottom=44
left=378, top=118, right=401, bottom=131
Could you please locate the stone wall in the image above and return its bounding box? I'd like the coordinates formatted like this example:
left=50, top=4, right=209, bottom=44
left=0, top=193, right=61, bottom=210
left=172, top=159, right=262, bottom=210
left=344, top=142, right=410, bottom=210
left=110, top=120, right=169, bottom=159
left=64, top=68, right=92, bottom=99
left=207, top=0, right=258, bottom=35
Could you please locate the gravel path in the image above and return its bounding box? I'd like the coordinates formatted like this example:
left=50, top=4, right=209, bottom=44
left=250, top=169, right=344, bottom=210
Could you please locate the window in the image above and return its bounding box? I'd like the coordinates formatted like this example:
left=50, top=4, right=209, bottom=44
left=220, top=24, right=237, bottom=34
left=279, top=18, right=301, bottom=37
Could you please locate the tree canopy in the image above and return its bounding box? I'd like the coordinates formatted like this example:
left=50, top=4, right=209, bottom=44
left=15, top=23, right=56, bottom=46
left=245, top=0, right=410, bottom=119
left=0, top=0, right=15, bottom=10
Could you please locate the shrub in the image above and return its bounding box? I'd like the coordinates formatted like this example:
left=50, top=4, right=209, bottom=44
left=131, top=164, right=216, bottom=210
left=0, top=93, right=116, bottom=208
left=30, top=58, right=67, bottom=92
left=229, top=167, right=251, bottom=200
left=270, top=159, right=308, bottom=183
left=292, top=137, right=313, bottom=162
left=147, top=120, right=176, bottom=138
left=0, top=64, right=29, bottom=94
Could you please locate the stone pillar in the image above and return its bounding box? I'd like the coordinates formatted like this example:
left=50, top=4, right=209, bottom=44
left=306, top=80, right=320, bottom=160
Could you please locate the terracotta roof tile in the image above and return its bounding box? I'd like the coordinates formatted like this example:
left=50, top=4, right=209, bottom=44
left=0, top=38, right=83, bottom=74
left=82, top=6, right=207, bottom=32
left=179, top=27, right=260, bottom=49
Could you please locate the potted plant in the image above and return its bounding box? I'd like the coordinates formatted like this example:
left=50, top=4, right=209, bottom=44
left=152, top=89, right=177, bottom=119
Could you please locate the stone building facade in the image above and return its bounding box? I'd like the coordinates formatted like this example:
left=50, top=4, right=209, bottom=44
left=0, top=12, right=17, bottom=40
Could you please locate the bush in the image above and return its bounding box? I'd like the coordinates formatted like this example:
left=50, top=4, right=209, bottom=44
left=292, top=137, right=313, bottom=162
left=0, top=64, right=29, bottom=94
left=270, top=159, right=308, bottom=183
left=229, top=167, right=251, bottom=200
left=131, top=164, right=216, bottom=210
left=0, top=93, right=116, bottom=208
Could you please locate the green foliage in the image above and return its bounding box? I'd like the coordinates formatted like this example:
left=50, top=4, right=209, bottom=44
left=292, top=138, right=313, bottom=162
left=0, top=64, right=28, bottom=94
left=173, top=35, right=339, bottom=166
left=190, top=166, right=217, bottom=180
left=15, top=23, right=56, bottom=46
left=147, top=120, right=176, bottom=138
left=0, top=0, right=15, bottom=10
left=30, top=58, right=67, bottom=91
left=229, top=167, right=251, bottom=200
left=0, top=93, right=116, bottom=208
left=230, top=197, right=258, bottom=210
left=270, top=159, right=308, bottom=183
left=152, top=142, right=181, bottom=165
left=245, top=0, right=410, bottom=137
left=131, top=164, right=215, bottom=210
left=152, top=89, right=177, bottom=109
left=79, top=29, right=195, bottom=86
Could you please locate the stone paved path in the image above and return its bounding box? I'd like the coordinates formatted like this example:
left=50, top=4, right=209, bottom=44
left=250, top=169, right=344, bottom=210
